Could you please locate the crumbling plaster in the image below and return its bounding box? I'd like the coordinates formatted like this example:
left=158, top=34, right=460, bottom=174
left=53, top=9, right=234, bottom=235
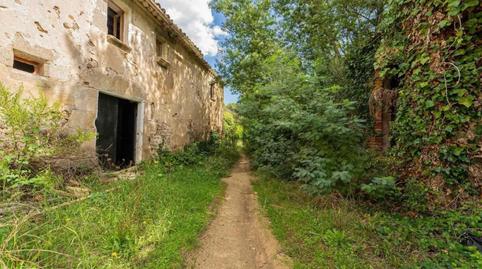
left=0, top=0, right=224, bottom=162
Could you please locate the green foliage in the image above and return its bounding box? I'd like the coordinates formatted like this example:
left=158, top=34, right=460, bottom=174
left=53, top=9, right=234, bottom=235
left=238, top=51, right=367, bottom=194
left=361, top=176, right=401, bottom=201
left=377, top=0, right=482, bottom=206
left=213, top=0, right=385, bottom=195
left=0, top=143, right=239, bottom=268
left=0, top=83, right=94, bottom=191
left=223, top=107, right=243, bottom=146
left=254, top=176, right=482, bottom=268
left=402, top=179, right=430, bottom=212
left=214, top=0, right=480, bottom=206
left=322, top=229, right=350, bottom=248
left=211, top=0, right=278, bottom=95
left=273, top=0, right=384, bottom=121
left=157, top=133, right=218, bottom=169
left=156, top=132, right=239, bottom=174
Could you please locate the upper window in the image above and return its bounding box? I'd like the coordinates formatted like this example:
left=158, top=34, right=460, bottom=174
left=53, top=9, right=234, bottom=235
left=156, top=38, right=168, bottom=60
left=156, top=38, right=170, bottom=68
left=13, top=56, right=42, bottom=75
left=107, top=1, right=124, bottom=41
left=210, top=82, right=216, bottom=101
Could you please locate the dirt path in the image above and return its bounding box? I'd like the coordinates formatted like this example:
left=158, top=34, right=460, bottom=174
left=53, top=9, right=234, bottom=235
left=188, top=157, right=291, bottom=269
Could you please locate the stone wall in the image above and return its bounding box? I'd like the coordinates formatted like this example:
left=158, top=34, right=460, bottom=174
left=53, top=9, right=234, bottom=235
left=0, top=0, right=224, bottom=162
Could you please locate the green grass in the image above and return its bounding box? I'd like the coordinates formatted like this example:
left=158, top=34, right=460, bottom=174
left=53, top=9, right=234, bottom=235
left=1, top=152, right=238, bottom=268
left=253, top=175, right=482, bottom=269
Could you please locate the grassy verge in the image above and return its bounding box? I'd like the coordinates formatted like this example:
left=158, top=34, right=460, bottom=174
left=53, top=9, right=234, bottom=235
left=253, top=175, right=482, bottom=268
left=1, top=151, right=238, bottom=268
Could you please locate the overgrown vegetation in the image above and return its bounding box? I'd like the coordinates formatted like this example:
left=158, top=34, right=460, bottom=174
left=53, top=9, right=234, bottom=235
left=0, top=83, right=95, bottom=201
left=0, top=138, right=239, bottom=268
left=224, top=105, right=243, bottom=147
left=0, top=0, right=480, bottom=266
left=212, top=0, right=481, bottom=206
left=254, top=175, right=482, bottom=268
left=213, top=0, right=481, bottom=265
left=239, top=51, right=368, bottom=194
left=212, top=0, right=383, bottom=195
left=0, top=83, right=241, bottom=268
left=376, top=0, right=481, bottom=209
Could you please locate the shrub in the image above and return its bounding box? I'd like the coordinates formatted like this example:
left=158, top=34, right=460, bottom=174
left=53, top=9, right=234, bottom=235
left=156, top=131, right=238, bottom=172
left=361, top=176, right=401, bottom=201
left=0, top=83, right=94, bottom=192
left=402, top=179, right=429, bottom=212
left=241, top=51, right=367, bottom=194
left=223, top=108, right=243, bottom=147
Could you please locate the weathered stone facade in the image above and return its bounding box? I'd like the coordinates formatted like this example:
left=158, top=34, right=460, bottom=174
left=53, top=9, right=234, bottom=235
left=0, top=0, right=224, bottom=164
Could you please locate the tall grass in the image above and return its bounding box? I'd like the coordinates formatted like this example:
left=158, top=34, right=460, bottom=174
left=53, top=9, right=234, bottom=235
left=253, top=175, right=482, bottom=268
left=1, top=150, right=239, bottom=268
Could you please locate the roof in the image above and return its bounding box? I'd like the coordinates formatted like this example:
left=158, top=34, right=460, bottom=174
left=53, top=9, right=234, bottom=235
left=134, top=0, right=217, bottom=76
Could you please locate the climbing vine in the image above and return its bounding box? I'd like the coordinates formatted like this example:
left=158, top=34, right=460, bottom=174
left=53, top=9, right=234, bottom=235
left=377, top=0, right=481, bottom=208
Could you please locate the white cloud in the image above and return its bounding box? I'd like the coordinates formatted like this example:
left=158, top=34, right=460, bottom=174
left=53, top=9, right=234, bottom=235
left=156, top=0, right=226, bottom=56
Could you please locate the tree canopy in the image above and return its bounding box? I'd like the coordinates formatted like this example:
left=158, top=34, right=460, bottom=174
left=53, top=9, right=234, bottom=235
left=212, top=0, right=481, bottom=208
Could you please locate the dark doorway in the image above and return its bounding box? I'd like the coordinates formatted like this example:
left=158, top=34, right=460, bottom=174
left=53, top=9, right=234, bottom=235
left=96, top=93, right=137, bottom=169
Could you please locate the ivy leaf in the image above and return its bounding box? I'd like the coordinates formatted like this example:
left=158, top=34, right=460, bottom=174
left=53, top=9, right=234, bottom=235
left=448, top=0, right=462, bottom=16
left=441, top=105, right=451, bottom=111
left=463, top=0, right=480, bottom=10
left=418, top=81, right=430, bottom=88
left=457, top=96, right=474, bottom=108
left=453, top=147, right=464, bottom=156
left=425, top=100, right=435, bottom=108
left=448, top=0, right=461, bottom=7
left=452, top=89, right=467, bottom=97
left=438, top=19, right=450, bottom=29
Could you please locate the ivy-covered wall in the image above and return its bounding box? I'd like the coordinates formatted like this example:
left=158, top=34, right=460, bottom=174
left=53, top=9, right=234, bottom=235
left=376, top=0, right=481, bottom=208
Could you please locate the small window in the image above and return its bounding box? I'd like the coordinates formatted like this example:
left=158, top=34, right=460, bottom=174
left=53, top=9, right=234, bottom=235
left=150, top=102, right=155, bottom=119
left=210, top=82, right=216, bottom=101
left=107, top=1, right=124, bottom=40
left=156, top=38, right=168, bottom=60
left=156, top=38, right=170, bottom=68
left=13, top=56, right=41, bottom=75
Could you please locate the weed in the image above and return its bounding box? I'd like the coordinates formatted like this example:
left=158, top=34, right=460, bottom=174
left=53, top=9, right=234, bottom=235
left=0, top=83, right=95, bottom=199
left=0, top=148, right=239, bottom=268
left=253, top=175, right=482, bottom=268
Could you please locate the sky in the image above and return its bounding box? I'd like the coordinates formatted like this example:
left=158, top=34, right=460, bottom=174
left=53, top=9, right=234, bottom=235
left=156, top=0, right=239, bottom=104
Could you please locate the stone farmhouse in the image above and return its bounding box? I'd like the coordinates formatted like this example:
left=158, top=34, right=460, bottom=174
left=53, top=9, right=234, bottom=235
left=0, top=0, right=224, bottom=167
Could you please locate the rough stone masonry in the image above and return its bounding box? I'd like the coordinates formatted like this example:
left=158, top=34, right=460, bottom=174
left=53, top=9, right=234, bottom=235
left=0, top=0, right=224, bottom=165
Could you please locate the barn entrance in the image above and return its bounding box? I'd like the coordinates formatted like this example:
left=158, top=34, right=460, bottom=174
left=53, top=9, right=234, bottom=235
left=95, top=93, right=138, bottom=168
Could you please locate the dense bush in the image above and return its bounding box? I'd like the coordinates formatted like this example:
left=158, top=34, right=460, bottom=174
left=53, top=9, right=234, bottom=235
left=0, top=83, right=94, bottom=193
left=223, top=107, right=243, bottom=147
left=157, top=130, right=240, bottom=173
left=361, top=176, right=400, bottom=201
left=214, top=0, right=481, bottom=209
left=240, top=51, right=368, bottom=194
left=212, top=0, right=383, bottom=195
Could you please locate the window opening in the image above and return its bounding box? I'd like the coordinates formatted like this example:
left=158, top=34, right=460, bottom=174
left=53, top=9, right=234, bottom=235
left=156, top=38, right=168, bottom=59
left=107, top=1, right=124, bottom=40
left=13, top=56, right=41, bottom=74
left=210, top=82, right=216, bottom=101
